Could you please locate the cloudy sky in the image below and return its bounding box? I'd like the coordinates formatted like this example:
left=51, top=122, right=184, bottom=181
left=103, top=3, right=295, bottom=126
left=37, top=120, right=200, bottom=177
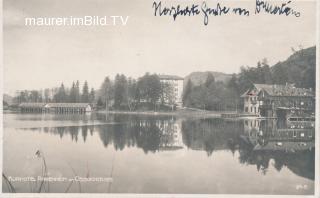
left=3, top=0, right=316, bottom=94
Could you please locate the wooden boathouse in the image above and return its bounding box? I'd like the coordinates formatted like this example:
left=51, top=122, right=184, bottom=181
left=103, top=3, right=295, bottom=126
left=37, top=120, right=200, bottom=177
left=19, top=103, right=92, bottom=113
left=19, top=103, right=47, bottom=112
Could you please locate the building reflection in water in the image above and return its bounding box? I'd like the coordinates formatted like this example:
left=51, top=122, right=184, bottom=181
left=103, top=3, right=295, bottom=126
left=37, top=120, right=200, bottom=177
left=241, top=118, right=315, bottom=179
left=20, top=114, right=315, bottom=180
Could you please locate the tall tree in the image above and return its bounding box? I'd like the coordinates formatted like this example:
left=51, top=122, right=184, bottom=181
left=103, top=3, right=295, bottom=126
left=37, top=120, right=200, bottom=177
left=54, top=83, right=67, bottom=102
left=205, top=73, right=215, bottom=87
left=75, top=80, right=80, bottom=103
left=89, top=88, right=95, bottom=104
left=182, top=79, right=193, bottom=106
left=126, top=78, right=138, bottom=111
left=114, top=74, right=128, bottom=109
left=100, top=77, right=113, bottom=109
left=69, top=82, right=77, bottom=102
left=137, top=73, right=161, bottom=108
left=161, top=82, right=175, bottom=110
left=81, top=81, right=89, bottom=102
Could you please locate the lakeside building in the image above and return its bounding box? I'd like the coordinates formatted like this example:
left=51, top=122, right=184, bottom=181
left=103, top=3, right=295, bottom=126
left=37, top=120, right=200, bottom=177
left=158, top=75, right=184, bottom=107
left=241, top=84, right=315, bottom=118
left=19, top=103, right=92, bottom=113
left=19, top=103, right=47, bottom=112
left=243, top=119, right=315, bottom=152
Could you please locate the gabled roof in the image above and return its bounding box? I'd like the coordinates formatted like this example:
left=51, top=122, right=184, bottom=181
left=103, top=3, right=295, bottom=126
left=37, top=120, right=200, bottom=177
left=240, top=86, right=259, bottom=97
left=255, top=84, right=314, bottom=97
left=158, top=75, right=184, bottom=80
left=19, top=103, right=91, bottom=108
left=241, top=83, right=314, bottom=97
left=19, top=103, right=47, bottom=107
left=47, top=103, right=90, bottom=108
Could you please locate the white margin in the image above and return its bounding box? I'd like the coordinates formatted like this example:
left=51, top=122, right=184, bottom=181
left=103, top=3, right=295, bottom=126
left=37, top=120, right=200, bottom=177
left=0, top=0, right=319, bottom=197
left=315, top=0, right=320, bottom=197
left=0, top=0, right=4, bottom=194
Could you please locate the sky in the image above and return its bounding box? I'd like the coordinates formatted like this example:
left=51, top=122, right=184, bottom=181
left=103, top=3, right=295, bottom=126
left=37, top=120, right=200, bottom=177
left=3, top=0, right=317, bottom=95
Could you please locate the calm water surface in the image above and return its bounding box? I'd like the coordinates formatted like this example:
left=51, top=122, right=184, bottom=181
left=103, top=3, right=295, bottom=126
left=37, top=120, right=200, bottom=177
left=3, top=113, right=315, bottom=194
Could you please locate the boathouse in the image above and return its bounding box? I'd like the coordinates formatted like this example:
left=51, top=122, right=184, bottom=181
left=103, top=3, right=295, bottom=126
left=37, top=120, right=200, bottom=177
left=19, top=103, right=92, bottom=113
left=46, top=103, right=92, bottom=113
left=19, top=103, right=47, bottom=112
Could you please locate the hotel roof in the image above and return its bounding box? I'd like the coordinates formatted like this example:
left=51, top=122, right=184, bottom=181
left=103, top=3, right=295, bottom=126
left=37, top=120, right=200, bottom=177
left=241, top=83, right=314, bottom=97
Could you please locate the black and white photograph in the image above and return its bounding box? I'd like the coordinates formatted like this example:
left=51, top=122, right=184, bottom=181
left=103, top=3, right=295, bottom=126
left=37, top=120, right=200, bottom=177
left=1, top=0, right=319, bottom=197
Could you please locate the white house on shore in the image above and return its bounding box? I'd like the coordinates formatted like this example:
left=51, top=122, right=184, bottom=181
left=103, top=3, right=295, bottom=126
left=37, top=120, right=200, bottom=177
left=158, top=75, right=184, bottom=107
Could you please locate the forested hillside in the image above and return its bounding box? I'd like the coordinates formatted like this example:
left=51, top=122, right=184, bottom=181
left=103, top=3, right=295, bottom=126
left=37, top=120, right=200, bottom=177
left=272, top=46, right=316, bottom=89
left=183, top=46, right=316, bottom=111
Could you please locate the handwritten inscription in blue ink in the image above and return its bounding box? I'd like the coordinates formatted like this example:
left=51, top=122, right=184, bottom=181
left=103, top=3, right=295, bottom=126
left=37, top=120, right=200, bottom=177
left=255, top=0, right=300, bottom=17
left=152, top=0, right=300, bottom=26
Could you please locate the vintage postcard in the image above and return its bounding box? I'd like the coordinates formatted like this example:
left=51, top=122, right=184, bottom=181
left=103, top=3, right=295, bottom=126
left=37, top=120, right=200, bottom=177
left=1, top=0, right=319, bottom=197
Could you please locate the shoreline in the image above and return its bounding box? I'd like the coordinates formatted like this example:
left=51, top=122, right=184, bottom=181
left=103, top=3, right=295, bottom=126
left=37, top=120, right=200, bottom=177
left=4, top=109, right=260, bottom=119
left=96, top=109, right=237, bottom=118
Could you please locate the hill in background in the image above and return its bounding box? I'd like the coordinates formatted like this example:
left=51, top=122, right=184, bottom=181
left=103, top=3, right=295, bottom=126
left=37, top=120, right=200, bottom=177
left=184, top=71, right=232, bottom=86
left=271, top=46, right=316, bottom=89
left=184, top=46, right=316, bottom=90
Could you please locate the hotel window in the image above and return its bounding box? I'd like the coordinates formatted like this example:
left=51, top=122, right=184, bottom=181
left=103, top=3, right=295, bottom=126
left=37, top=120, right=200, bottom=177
left=293, top=131, right=297, bottom=138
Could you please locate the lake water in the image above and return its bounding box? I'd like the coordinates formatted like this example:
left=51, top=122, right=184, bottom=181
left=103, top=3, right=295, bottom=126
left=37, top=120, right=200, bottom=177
left=2, top=113, right=315, bottom=194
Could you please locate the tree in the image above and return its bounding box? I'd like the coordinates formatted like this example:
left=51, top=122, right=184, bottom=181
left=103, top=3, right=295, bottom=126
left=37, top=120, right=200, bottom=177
left=89, top=88, right=95, bottom=104
left=161, top=82, right=175, bottom=110
left=114, top=74, right=128, bottom=109
left=69, top=82, right=77, bottom=102
left=126, top=78, right=138, bottom=111
left=81, top=81, right=89, bottom=103
left=54, top=83, right=67, bottom=102
left=16, top=91, right=27, bottom=103
left=97, top=97, right=103, bottom=108
left=29, top=90, right=42, bottom=102
left=100, top=77, right=113, bottom=110
left=44, top=89, right=51, bottom=102
left=183, top=79, right=193, bottom=106
left=75, top=80, right=80, bottom=102
left=137, top=73, right=161, bottom=109
left=205, top=73, right=215, bottom=87
left=272, top=65, right=288, bottom=85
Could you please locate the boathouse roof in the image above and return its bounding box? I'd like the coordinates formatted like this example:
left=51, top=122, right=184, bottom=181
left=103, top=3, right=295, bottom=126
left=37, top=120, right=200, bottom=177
left=19, top=103, right=47, bottom=107
left=46, top=103, right=90, bottom=108
left=19, top=103, right=91, bottom=108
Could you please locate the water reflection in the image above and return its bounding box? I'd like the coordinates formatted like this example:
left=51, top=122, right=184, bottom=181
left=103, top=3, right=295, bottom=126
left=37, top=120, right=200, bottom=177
left=17, top=114, right=315, bottom=180
left=240, top=119, right=315, bottom=179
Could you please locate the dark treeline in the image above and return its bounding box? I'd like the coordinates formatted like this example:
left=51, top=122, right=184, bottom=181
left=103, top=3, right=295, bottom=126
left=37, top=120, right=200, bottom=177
left=97, top=73, right=176, bottom=111
left=14, top=80, right=95, bottom=104
left=183, top=46, right=316, bottom=111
